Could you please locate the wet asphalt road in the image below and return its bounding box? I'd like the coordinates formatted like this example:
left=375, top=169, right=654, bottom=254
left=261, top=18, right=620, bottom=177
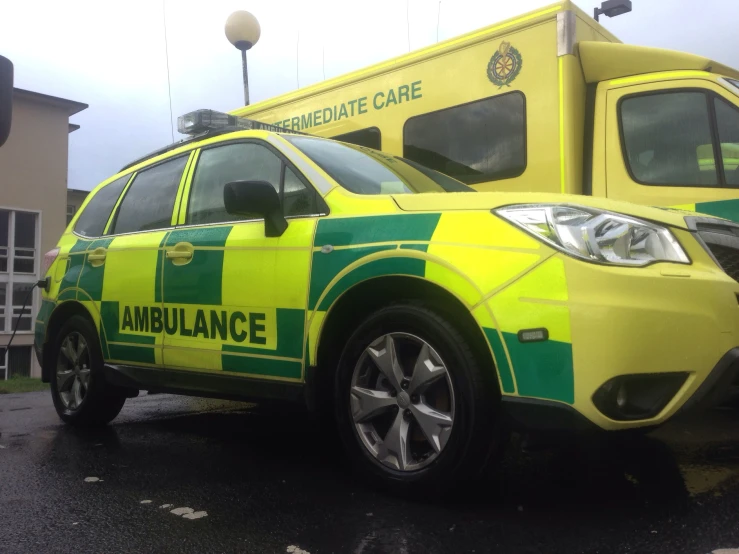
left=2, top=391, right=739, bottom=554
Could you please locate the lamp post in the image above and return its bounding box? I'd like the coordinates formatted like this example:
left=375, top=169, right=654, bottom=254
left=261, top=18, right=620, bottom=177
left=225, top=11, right=261, bottom=106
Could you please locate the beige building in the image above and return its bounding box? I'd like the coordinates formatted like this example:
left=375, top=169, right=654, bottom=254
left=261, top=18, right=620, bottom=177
left=0, top=88, right=86, bottom=378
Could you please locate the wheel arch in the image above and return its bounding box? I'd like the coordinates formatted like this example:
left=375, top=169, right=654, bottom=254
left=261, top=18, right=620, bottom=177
left=41, top=300, right=99, bottom=382
left=308, top=273, right=498, bottom=414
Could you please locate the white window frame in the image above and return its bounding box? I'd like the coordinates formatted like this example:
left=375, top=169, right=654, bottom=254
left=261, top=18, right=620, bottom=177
left=0, top=206, right=42, bottom=337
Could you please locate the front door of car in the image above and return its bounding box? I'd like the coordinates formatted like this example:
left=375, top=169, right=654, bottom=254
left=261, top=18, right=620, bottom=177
left=97, top=153, right=192, bottom=367
left=161, top=141, right=323, bottom=382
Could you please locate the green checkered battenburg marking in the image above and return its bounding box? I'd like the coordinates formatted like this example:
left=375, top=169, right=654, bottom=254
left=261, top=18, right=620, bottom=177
left=482, top=328, right=574, bottom=403
left=308, top=214, right=441, bottom=310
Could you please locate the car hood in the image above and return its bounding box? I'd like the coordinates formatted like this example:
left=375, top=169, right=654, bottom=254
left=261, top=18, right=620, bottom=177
left=392, top=192, right=697, bottom=230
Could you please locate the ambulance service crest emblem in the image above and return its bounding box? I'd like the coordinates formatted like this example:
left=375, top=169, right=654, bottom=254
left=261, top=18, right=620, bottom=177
left=487, top=41, right=523, bottom=88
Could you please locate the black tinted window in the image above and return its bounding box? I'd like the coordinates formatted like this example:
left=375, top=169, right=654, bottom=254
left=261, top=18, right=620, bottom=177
left=74, top=175, right=129, bottom=237
left=283, top=167, right=320, bottom=216
left=715, top=99, right=739, bottom=186
left=620, top=92, right=717, bottom=186
left=188, top=143, right=282, bottom=225
left=403, top=92, right=526, bottom=184
left=189, top=142, right=319, bottom=224
left=112, top=156, right=187, bottom=234
left=332, top=127, right=381, bottom=150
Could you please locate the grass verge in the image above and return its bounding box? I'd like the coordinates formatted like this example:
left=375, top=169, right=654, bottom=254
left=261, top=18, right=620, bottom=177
left=0, top=377, right=48, bottom=394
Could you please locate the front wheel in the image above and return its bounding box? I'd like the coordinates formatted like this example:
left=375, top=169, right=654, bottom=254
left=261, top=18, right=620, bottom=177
left=335, top=304, right=506, bottom=493
left=50, top=315, right=126, bottom=426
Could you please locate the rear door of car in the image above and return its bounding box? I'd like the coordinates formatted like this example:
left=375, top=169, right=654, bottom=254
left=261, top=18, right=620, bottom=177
left=98, top=153, right=193, bottom=367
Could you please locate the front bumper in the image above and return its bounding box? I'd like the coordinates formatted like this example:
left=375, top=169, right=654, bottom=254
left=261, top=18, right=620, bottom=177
left=487, top=226, right=739, bottom=432
left=502, top=347, right=739, bottom=433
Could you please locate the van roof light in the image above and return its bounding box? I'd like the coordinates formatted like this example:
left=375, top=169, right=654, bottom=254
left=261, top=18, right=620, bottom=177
left=177, top=109, right=308, bottom=136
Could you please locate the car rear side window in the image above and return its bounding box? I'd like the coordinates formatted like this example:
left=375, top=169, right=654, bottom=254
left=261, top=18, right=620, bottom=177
left=73, top=175, right=129, bottom=238
left=403, top=92, right=526, bottom=184
left=111, top=156, right=188, bottom=234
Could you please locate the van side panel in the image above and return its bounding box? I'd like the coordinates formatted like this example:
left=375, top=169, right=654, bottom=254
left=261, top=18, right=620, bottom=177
left=244, top=22, right=562, bottom=195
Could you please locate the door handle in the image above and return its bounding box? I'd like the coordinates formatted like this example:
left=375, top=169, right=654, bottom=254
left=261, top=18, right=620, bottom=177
left=165, top=242, right=194, bottom=266
left=87, top=247, right=106, bottom=266
left=165, top=251, right=193, bottom=260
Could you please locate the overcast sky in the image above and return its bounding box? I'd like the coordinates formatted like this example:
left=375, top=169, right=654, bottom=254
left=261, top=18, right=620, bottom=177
left=2, top=0, right=738, bottom=191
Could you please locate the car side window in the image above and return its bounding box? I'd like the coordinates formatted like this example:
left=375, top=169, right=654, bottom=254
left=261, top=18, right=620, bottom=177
left=620, top=92, right=718, bottom=187
left=188, top=143, right=281, bottom=225
left=283, top=166, right=318, bottom=217
left=111, top=155, right=188, bottom=234
left=73, top=175, right=130, bottom=237
left=188, top=142, right=319, bottom=225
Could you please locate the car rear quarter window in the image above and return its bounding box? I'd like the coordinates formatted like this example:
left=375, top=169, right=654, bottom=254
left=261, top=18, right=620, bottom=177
left=73, top=175, right=129, bottom=238
left=111, top=156, right=188, bottom=234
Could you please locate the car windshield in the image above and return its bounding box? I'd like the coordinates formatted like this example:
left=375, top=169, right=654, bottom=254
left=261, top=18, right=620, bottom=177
left=283, top=135, right=474, bottom=194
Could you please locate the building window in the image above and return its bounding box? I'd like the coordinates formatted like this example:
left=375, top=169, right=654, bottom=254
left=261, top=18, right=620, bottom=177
left=0, top=284, right=5, bottom=332
left=0, top=210, right=8, bottom=272
left=0, top=208, right=39, bottom=335
left=331, top=127, right=382, bottom=150
left=67, top=204, right=76, bottom=225
left=1, top=346, right=32, bottom=379
left=403, top=92, right=526, bottom=184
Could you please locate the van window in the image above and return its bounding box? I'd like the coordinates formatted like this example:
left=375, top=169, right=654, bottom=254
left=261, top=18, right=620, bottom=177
left=111, top=156, right=187, bottom=234
left=188, top=142, right=317, bottom=225
left=285, top=135, right=473, bottom=194
left=403, top=92, right=526, bottom=184
left=620, top=92, right=718, bottom=187
left=331, top=127, right=381, bottom=150
left=715, top=99, right=739, bottom=186
left=74, top=175, right=129, bottom=237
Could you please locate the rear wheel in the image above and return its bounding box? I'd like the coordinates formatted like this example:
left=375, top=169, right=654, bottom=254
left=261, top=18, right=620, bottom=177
left=50, top=315, right=126, bottom=426
left=335, top=303, right=505, bottom=493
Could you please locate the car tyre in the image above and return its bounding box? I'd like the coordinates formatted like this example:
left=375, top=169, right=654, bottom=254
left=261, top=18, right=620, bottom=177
left=50, top=314, right=126, bottom=426
left=335, top=303, right=506, bottom=495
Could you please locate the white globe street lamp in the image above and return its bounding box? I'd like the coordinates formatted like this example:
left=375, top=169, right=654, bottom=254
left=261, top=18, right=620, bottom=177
left=225, top=11, right=261, bottom=106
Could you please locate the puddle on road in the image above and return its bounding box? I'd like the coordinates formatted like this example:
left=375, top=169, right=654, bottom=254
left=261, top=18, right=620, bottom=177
left=680, top=464, right=739, bottom=496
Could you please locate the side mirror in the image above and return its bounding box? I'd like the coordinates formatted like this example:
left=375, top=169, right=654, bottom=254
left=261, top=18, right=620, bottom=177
left=0, top=55, right=13, bottom=148
left=224, top=180, right=287, bottom=237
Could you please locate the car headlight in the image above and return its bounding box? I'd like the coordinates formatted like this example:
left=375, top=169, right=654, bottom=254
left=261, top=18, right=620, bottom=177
left=494, top=204, right=689, bottom=266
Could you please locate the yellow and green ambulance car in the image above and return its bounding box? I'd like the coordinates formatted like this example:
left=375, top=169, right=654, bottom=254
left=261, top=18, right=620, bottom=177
left=233, top=1, right=739, bottom=222
left=35, top=111, right=739, bottom=490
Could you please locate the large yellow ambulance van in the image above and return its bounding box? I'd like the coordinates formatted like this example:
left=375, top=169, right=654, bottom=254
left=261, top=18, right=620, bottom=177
left=233, top=1, right=739, bottom=221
